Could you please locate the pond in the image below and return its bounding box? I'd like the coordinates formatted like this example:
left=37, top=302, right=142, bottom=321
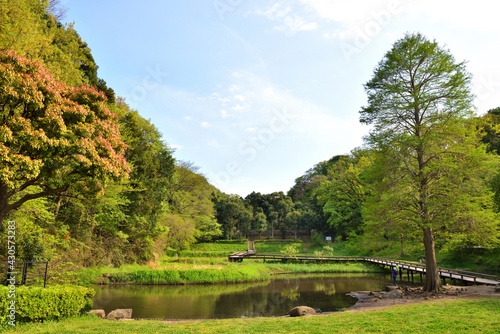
left=92, top=273, right=395, bottom=319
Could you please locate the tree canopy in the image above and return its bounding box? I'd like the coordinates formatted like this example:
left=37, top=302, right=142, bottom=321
left=0, top=51, right=129, bottom=224
left=360, top=33, right=499, bottom=292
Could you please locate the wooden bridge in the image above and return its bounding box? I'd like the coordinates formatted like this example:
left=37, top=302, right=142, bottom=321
left=228, top=252, right=500, bottom=286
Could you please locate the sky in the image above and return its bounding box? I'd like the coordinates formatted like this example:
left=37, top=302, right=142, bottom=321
left=62, top=0, right=500, bottom=197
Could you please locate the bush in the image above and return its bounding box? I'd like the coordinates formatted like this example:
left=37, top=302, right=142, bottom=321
left=0, top=285, right=94, bottom=326
left=311, top=231, right=325, bottom=247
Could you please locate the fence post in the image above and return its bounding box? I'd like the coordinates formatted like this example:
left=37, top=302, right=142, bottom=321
left=21, top=261, right=28, bottom=285
left=44, top=262, right=48, bottom=288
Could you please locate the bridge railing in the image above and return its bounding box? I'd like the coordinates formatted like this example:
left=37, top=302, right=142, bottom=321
left=228, top=253, right=499, bottom=284
left=366, top=257, right=498, bottom=282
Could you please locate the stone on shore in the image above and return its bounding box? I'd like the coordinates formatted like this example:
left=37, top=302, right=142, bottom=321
left=382, top=289, right=403, bottom=299
left=289, top=306, right=317, bottom=317
left=87, top=309, right=105, bottom=318
left=106, top=309, right=133, bottom=320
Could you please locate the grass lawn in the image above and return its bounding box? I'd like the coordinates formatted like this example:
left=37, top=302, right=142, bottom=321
left=2, top=298, right=498, bottom=333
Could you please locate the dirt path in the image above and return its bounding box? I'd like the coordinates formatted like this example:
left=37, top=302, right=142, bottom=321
left=343, top=284, right=500, bottom=313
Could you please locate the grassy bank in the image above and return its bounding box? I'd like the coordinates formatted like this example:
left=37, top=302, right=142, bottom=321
left=73, top=240, right=383, bottom=286
left=76, top=261, right=381, bottom=285
left=3, top=298, right=498, bottom=333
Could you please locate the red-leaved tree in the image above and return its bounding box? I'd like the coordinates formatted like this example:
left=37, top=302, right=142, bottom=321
left=0, top=51, right=130, bottom=224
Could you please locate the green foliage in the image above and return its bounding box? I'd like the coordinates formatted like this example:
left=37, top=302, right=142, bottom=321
left=0, top=285, right=94, bottom=326
left=190, top=241, right=247, bottom=252
left=107, top=265, right=270, bottom=285
left=163, top=161, right=221, bottom=249
left=313, top=153, right=370, bottom=240
left=311, top=231, right=324, bottom=247
left=280, top=244, right=299, bottom=258
left=253, top=240, right=301, bottom=253
left=0, top=51, right=130, bottom=224
left=359, top=33, right=500, bottom=290
left=214, top=194, right=252, bottom=239
left=323, top=245, right=334, bottom=257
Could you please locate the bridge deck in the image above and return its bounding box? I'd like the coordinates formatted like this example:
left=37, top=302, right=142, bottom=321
left=228, top=252, right=499, bottom=286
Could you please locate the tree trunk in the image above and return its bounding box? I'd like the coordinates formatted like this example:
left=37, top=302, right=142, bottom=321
left=0, top=183, right=9, bottom=225
left=400, top=233, right=405, bottom=257
left=422, top=226, right=442, bottom=292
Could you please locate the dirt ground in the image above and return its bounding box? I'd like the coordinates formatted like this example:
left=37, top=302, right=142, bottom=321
left=342, top=284, right=500, bottom=313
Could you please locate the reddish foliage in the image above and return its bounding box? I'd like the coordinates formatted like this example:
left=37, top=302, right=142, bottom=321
left=0, top=51, right=130, bottom=218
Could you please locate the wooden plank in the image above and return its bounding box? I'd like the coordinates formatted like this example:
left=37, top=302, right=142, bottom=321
left=226, top=252, right=500, bottom=285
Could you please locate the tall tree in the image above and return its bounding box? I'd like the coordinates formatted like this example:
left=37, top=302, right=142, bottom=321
left=0, top=51, right=130, bottom=224
left=214, top=194, right=251, bottom=239
left=360, top=33, right=499, bottom=292
left=314, top=153, right=369, bottom=241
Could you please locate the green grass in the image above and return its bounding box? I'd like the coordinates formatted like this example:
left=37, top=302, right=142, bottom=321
left=260, top=261, right=382, bottom=274
left=190, top=241, right=247, bottom=252
left=3, top=298, right=498, bottom=333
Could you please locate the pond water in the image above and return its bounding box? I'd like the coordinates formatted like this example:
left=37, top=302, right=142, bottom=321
left=92, top=273, right=394, bottom=319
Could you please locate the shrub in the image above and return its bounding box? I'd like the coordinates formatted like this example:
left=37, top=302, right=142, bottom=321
left=0, top=285, right=94, bottom=326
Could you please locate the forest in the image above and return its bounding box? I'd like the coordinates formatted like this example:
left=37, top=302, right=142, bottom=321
left=1, top=0, right=499, bottom=284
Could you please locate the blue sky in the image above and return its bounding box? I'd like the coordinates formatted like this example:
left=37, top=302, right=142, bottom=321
left=63, top=0, right=500, bottom=197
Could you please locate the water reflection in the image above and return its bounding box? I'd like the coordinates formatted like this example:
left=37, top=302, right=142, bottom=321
left=93, top=273, right=390, bottom=319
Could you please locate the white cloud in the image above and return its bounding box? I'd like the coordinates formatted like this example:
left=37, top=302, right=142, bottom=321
left=300, top=0, right=390, bottom=23
left=254, top=3, right=292, bottom=19
left=275, top=16, right=318, bottom=33
left=232, top=104, right=245, bottom=111
left=208, top=70, right=366, bottom=150
left=201, top=122, right=211, bottom=128
left=251, top=1, right=318, bottom=34
left=301, top=0, right=500, bottom=41
left=228, top=85, right=239, bottom=92
left=402, top=0, right=500, bottom=33
left=169, top=144, right=184, bottom=150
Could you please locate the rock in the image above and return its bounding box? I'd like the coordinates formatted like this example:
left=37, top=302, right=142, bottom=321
left=106, top=309, right=133, bottom=320
left=382, top=289, right=403, bottom=299
left=494, top=286, right=500, bottom=293
left=87, top=309, right=105, bottom=318
left=385, top=286, right=397, bottom=292
left=289, top=306, right=317, bottom=317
